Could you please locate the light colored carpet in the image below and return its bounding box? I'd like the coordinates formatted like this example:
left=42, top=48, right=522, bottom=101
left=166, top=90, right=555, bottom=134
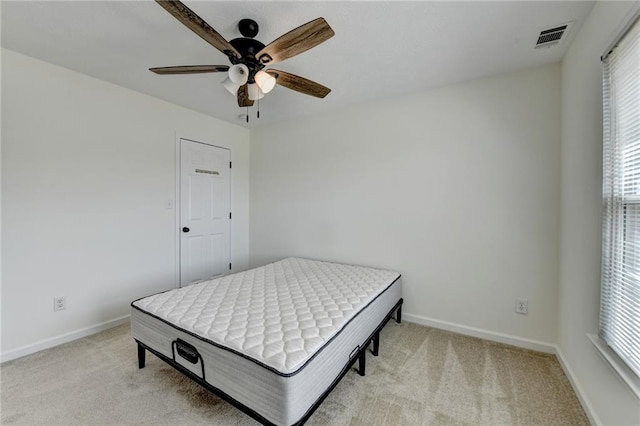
left=1, top=321, right=588, bottom=425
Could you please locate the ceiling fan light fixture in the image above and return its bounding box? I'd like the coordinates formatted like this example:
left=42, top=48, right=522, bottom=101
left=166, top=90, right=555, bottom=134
left=228, top=64, right=249, bottom=85
left=247, top=83, right=265, bottom=100
left=221, top=77, right=240, bottom=95
left=254, top=70, right=276, bottom=94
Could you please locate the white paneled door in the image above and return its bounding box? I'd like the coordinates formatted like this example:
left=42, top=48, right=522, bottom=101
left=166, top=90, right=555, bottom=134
left=180, top=139, right=231, bottom=286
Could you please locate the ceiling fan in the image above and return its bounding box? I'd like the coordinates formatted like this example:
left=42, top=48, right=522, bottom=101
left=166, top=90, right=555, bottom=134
left=150, top=0, right=334, bottom=114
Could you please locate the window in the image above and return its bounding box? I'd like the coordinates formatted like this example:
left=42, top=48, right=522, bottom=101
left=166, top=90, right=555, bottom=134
left=600, top=15, right=640, bottom=382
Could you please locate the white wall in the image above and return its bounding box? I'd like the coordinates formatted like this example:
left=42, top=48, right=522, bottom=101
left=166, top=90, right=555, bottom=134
left=250, top=64, right=561, bottom=346
left=559, top=2, right=640, bottom=424
left=1, top=49, right=250, bottom=360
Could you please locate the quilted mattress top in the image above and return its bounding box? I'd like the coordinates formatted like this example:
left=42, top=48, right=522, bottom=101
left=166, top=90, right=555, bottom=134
left=132, top=257, right=400, bottom=375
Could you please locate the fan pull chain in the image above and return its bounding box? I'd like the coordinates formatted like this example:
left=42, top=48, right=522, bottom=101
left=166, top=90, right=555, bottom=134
left=257, top=97, right=260, bottom=119
left=246, top=106, right=249, bottom=123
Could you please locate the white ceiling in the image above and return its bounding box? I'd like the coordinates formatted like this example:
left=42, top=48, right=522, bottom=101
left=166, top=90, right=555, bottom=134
left=1, top=1, right=594, bottom=128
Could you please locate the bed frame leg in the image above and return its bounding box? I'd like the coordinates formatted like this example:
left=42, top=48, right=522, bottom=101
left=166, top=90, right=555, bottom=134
left=138, top=343, right=146, bottom=369
left=358, top=349, right=366, bottom=376
left=395, top=303, right=402, bottom=324
left=372, top=333, right=380, bottom=356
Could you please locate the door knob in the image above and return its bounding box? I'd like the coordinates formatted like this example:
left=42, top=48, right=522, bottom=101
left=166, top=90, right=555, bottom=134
left=182, top=227, right=190, bottom=233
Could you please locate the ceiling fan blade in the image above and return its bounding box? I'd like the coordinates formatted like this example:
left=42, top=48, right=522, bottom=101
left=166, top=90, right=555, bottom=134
left=155, top=0, right=241, bottom=59
left=267, top=69, right=331, bottom=98
left=237, top=85, right=254, bottom=107
left=149, top=65, right=229, bottom=74
left=257, top=18, right=334, bottom=65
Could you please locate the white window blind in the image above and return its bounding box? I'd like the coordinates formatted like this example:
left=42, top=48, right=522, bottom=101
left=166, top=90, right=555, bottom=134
left=601, top=16, right=640, bottom=379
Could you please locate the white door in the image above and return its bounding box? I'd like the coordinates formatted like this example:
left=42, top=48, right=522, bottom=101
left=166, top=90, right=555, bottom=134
left=180, top=139, right=231, bottom=286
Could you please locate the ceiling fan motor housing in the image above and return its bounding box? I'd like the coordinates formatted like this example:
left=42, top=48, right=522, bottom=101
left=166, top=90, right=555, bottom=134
left=228, top=37, right=267, bottom=82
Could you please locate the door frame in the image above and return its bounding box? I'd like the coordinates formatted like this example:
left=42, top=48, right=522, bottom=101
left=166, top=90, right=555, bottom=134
left=174, top=133, right=232, bottom=288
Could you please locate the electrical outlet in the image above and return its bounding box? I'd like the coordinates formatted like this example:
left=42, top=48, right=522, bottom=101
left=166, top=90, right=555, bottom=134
left=54, top=296, right=66, bottom=312
left=515, top=298, right=528, bottom=315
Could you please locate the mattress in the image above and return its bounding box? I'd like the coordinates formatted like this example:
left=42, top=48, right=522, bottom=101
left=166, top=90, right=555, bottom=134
left=131, top=257, right=402, bottom=425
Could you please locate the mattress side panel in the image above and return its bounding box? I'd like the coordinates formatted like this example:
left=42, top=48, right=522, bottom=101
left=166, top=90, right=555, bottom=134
left=131, top=307, right=289, bottom=424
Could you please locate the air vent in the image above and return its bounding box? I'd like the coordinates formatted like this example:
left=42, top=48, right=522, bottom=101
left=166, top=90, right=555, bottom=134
left=535, top=22, right=573, bottom=48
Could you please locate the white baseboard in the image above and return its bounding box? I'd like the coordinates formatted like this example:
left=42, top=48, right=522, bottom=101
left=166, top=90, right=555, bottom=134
left=403, top=312, right=556, bottom=353
left=554, top=345, right=601, bottom=426
left=0, top=315, right=130, bottom=364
